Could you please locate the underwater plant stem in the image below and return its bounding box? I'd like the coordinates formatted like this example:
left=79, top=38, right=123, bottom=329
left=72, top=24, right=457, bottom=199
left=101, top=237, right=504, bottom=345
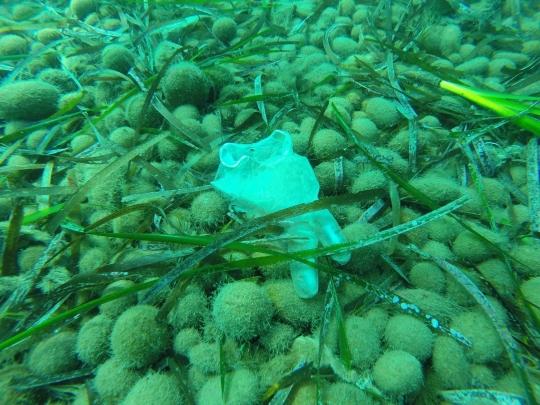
left=439, top=80, right=540, bottom=136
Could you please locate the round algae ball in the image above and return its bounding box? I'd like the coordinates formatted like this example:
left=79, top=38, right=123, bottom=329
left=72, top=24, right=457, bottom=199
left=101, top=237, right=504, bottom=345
left=211, top=17, right=237, bottom=43
left=39, top=68, right=76, bottom=93
left=109, top=126, right=136, bottom=148
left=163, top=62, right=211, bottom=108
left=351, top=117, right=378, bottom=141
left=451, top=310, right=503, bottom=363
left=452, top=229, right=504, bottom=263
left=212, top=281, right=275, bottom=340
left=372, top=350, right=423, bottom=396
left=0, top=80, right=60, bottom=121
left=187, top=342, right=220, bottom=374
left=384, top=314, right=434, bottom=362
left=264, top=279, right=324, bottom=328
left=99, top=280, right=138, bottom=319
left=311, top=129, right=347, bottom=159
left=323, top=382, right=375, bottom=405
left=409, top=261, right=445, bottom=293
left=345, top=316, right=380, bottom=369
left=111, top=305, right=170, bottom=368
left=122, top=373, right=183, bottom=405
left=432, top=336, right=471, bottom=389
left=76, top=315, right=113, bottom=366
left=102, top=44, right=134, bottom=73
left=0, top=34, right=27, bottom=56
left=197, top=368, right=260, bottom=405
left=168, top=286, right=209, bottom=331
left=70, top=0, right=96, bottom=19
left=190, top=191, right=227, bottom=228
left=314, top=158, right=357, bottom=195
left=28, top=331, right=79, bottom=375
left=350, top=170, right=387, bottom=193
left=363, top=97, right=400, bottom=129
left=125, top=93, right=162, bottom=128
left=260, top=323, right=297, bottom=354
left=94, top=358, right=140, bottom=405
left=342, top=222, right=384, bottom=274
left=173, top=328, right=201, bottom=357
left=520, top=277, right=540, bottom=319
left=477, top=259, right=515, bottom=296
left=332, top=36, right=360, bottom=58
left=37, top=28, right=63, bottom=45
left=510, top=244, right=540, bottom=277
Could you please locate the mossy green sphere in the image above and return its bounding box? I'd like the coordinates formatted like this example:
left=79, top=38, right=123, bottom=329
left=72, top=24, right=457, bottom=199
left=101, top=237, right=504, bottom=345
left=190, top=191, right=227, bottom=228
left=168, top=285, right=209, bottom=331
left=363, top=97, right=400, bottom=129
left=28, top=331, right=79, bottom=375
left=70, top=0, right=96, bottom=19
left=452, top=227, right=507, bottom=263
left=311, top=129, right=346, bottom=159
left=264, top=279, right=324, bottom=328
left=102, top=44, right=135, bottom=74
left=332, top=36, right=360, bottom=58
left=0, top=35, right=27, bottom=56
left=521, top=277, right=540, bottom=319
left=477, top=259, right=515, bottom=296
left=204, top=65, right=234, bottom=94
left=409, top=177, right=463, bottom=205
left=187, top=342, right=220, bottom=374
left=212, top=282, right=275, bottom=340
left=510, top=244, right=540, bottom=277
left=342, top=222, right=384, bottom=274
left=351, top=117, right=378, bottom=141
left=384, top=314, right=434, bottom=362
left=18, top=245, right=46, bottom=272
left=409, top=261, right=445, bottom=293
left=95, top=358, right=140, bottom=405
left=0, top=80, right=60, bottom=121
left=314, top=158, right=357, bottom=195
left=111, top=305, right=170, bottom=368
left=350, top=170, right=387, bottom=193
left=197, top=368, right=260, bottom=405
left=450, top=310, right=503, bottom=363
left=372, top=350, right=423, bottom=396
left=12, top=3, right=40, bottom=21
left=211, top=17, right=237, bottom=44
left=109, top=126, right=136, bottom=148
left=173, top=328, right=201, bottom=357
left=39, top=68, right=76, bottom=93
left=76, top=314, right=113, bottom=366
left=323, top=382, right=375, bottom=405
left=260, top=323, right=297, bottom=354
left=99, top=280, right=137, bottom=319
left=162, top=62, right=211, bottom=108
left=432, top=336, right=471, bottom=389
left=345, top=316, right=380, bottom=369
left=122, top=373, right=183, bottom=405
left=125, top=93, right=162, bottom=129
left=37, top=28, right=63, bottom=45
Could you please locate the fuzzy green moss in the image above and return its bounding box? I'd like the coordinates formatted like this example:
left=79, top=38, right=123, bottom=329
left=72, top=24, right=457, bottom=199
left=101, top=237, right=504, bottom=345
left=0, top=80, right=60, bottom=121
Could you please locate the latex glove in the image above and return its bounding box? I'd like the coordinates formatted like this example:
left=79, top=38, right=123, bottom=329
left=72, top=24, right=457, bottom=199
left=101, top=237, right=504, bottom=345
left=211, top=130, right=350, bottom=298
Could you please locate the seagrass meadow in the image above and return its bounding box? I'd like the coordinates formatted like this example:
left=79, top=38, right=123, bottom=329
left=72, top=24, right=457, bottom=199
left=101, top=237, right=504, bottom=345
left=0, top=0, right=540, bottom=404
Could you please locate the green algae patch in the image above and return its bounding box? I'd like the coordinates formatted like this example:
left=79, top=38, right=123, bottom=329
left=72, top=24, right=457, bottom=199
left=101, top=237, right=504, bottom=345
left=0, top=80, right=60, bottom=121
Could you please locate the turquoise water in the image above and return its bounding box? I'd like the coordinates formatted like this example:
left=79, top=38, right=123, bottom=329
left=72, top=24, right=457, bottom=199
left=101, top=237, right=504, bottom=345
left=0, top=0, right=539, bottom=404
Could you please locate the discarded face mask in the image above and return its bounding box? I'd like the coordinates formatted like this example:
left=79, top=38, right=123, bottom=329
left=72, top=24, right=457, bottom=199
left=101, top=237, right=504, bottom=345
left=211, top=130, right=350, bottom=298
